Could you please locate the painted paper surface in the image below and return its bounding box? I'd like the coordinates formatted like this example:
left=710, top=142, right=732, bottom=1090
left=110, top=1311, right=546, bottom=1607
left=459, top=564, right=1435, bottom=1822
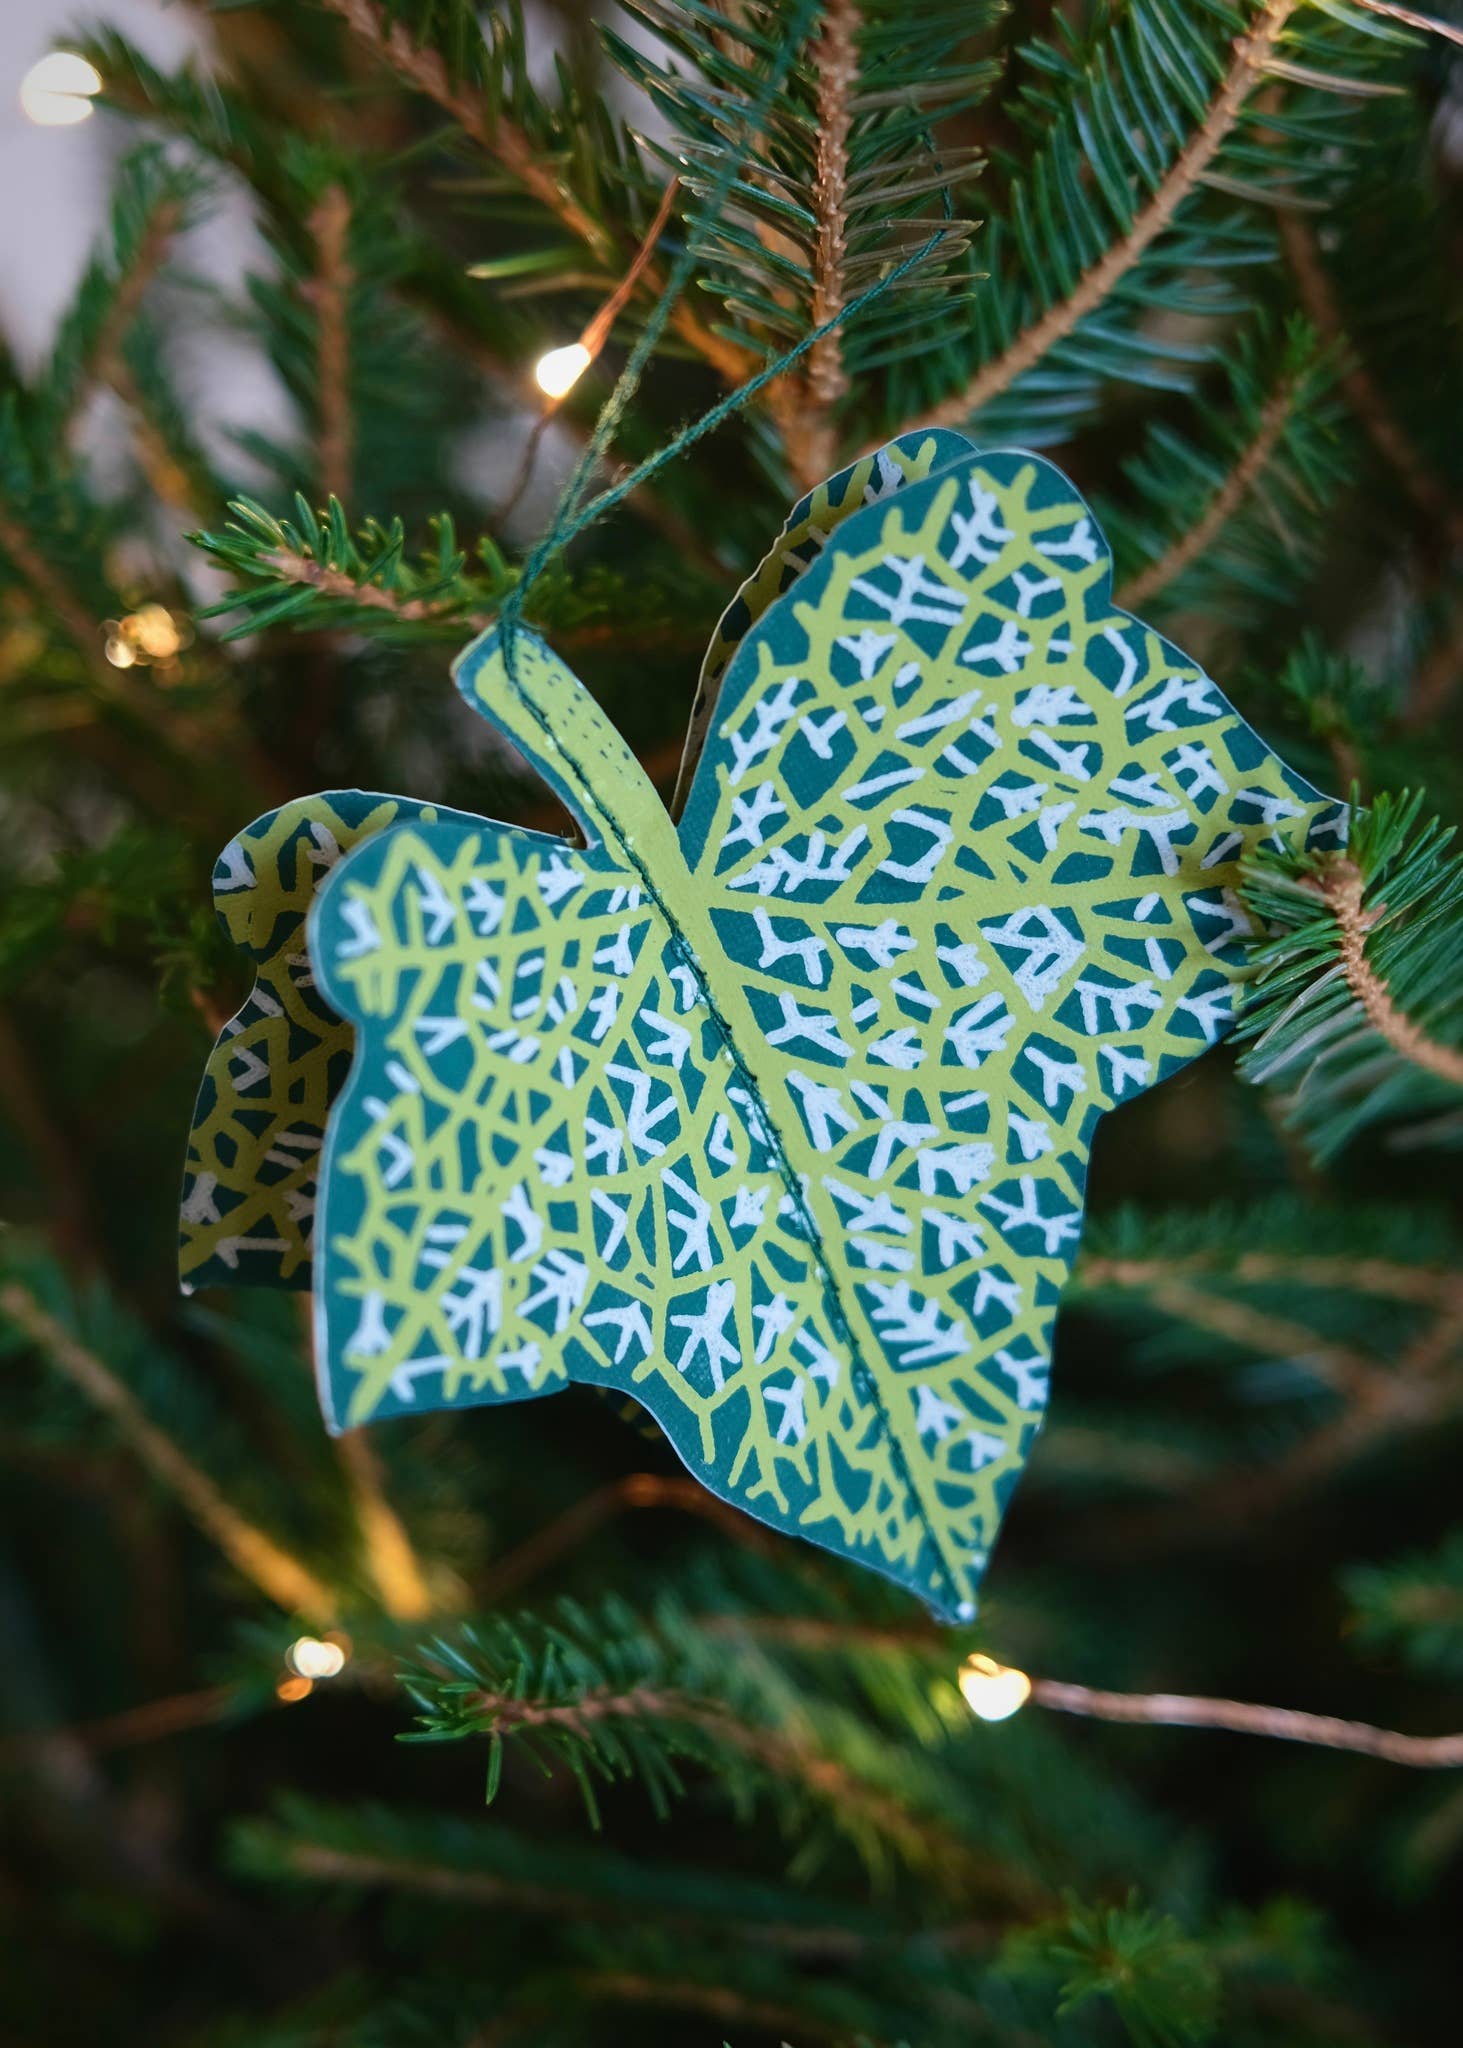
left=185, top=435, right=1341, bottom=1619
left=179, top=792, right=488, bottom=1293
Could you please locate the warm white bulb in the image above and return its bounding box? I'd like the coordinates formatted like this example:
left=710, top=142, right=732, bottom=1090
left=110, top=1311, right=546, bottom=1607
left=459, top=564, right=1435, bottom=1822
left=20, top=51, right=102, bottom=126
left=534, top=341, right=592, bottom=400
left=286, top=1635, right=347, bottom=1681
left=958, top=1653, right=1032, bottom=1723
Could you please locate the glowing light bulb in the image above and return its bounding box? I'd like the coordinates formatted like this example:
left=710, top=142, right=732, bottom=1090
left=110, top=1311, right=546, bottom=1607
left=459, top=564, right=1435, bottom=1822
left=286, top=1635, right=348, bottom=1681
left=20, top=52, right=102, bottom=127
left=534, top=341, right=592, bottom=400
left=958, top=1653, right=1032, bottom=1723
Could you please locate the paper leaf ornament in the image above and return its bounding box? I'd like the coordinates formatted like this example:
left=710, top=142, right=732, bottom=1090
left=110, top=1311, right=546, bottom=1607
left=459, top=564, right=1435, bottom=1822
left=180, top=792, right=487, bottom=1292
left=183, top=436, right=1341, bottom=1621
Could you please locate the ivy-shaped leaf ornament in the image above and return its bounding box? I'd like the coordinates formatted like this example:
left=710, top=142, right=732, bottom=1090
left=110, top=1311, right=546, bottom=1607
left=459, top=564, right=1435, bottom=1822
left=182, top=435, right=1340, bottom=1621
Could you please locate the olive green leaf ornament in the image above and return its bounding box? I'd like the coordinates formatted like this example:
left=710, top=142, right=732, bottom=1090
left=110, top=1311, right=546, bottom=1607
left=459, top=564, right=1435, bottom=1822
left=183, top=435, right=1339, bottom=1620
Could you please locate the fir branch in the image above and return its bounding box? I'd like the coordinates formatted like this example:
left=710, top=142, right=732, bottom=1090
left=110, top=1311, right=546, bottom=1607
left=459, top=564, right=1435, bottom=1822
left=1100, top=318, right=1349, bottom=639
left=0, top=500, right=109, bottom=684
left=1068, top=1198, right=1463, bottom=1535
left=239, top=1792, right=909, bottom=1957
left=795, top=0, right=861, bottom=480
left=65, top=197, right=184, bottom=428
left=1026, top=1675, right=1463, bottom=1767
left=1080, top=1247, right=1460, bottom=1312
left=334, top=1427, right=435, bottom=1623
left=1346, top=1531, right=1463, bottom=1680
left=40, top=144, right=194, bottom=432
left=1115, top=370, right=1304, bottom=611
left=611, top=0, right=988, bottom=427
left=306, top=185, right=355, bottom=505
left=1407, top=593, right=1463, bottom=733
left=481, top=1471, right=771, bottom=1606
left=0, top=1278, right=337, bottom=1622
left=807, top=0, right=859, bottom=398
left=1277, top=209, right=1463, bottom=547
left=1348, top=0, right=1463, bottom=45
left=919, top=0, right=1301, bottom=428
left=1240, top=793, right=1463, bottom=1154
left=0, top=1683, right=240, bottom=1764
left=193, top=495, right=505, bottom=638
left=1095, top=1277, right=1383, bottom=1404
left=402, top=1599, right=990, bottom=1882
left=1320, top=858, right=1463, bottom=1087
left=0, top=1007, right=98, bottom=1270
left=319, top=0, right=754, bottom=384
left=572, top=1968, right=839, bottom=2044
left=256, top=543, right=492, bottom=632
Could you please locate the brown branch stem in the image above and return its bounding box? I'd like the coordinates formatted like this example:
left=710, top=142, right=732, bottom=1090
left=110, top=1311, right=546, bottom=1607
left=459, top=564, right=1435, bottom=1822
left=1345, top=0, right=1463, bottom=48
left=320, top=0, right=752, bottom=384
left=480, top=1470, right=772, bottom=1606
left=262, top=549, right=492, bottom=628
left=1277, top=211, right=1463, bottom=551
left=915, top=0, right=1296, bottom=429
left=306, top=185, right=355, bottom=506
left=1320, top=860, right=1463, bottom=1088
left=335, top=1428, right=435, bottom=1622
left=470, top=1677, right=998, bottom=1881
left=0, top=1008, right=99, bottom=1270
left=1079, top=1249, right=1463, bottom=1310
left=1115, top=375, right=1297, bottom=609
left=1030, top=1676, right=1463, bottom=1766
left=71, top=195, right=184, bottom=424
left=0, top=504, right=109, bottom=684
left=0, top=1281, right=337, bottom=1622
left=0, top=1684, right=239, bottom=1765
left=788, top=0, right=859, bottom=487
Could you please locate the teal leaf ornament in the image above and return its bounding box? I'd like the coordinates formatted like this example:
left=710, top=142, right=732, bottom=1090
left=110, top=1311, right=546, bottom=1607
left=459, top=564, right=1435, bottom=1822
left=182, top=436, right=1340, bottom=1620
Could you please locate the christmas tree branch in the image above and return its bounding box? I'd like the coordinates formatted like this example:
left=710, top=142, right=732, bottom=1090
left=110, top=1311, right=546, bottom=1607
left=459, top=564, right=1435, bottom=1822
left=320, top=0, right=753, bottom=384
left=1406, top=593, right=1463, bottom=731
left=1320, top=859, right=1463, bottom=1086
left=334, top=1428, right=435, bottom=1623
left=1092, top=1276, right=1384, bottom=1403
left=791, top=0, right=860, bottom=486
left=306, top=185, right=354, bottom=506
left=0, top=1280, right=337, bottom=1622
left=1079, top=1248, right=1461, bottom=1311
left=0, top=1683, right=238, bottom=1764
left=1115, top=373, right=1300, bottom=610
left=0, top=503, right=110, bottom=684
left=573, top=1970, right=834, bottom=2044
left=256, top=544, right=492, bottom=631
left=447, top=1669, right=981, bottom=1875
left=1240, top=797, right=1463, bottom=1154
left=1027, top=1676, right=1463, bottom=1766
left=66, top=191, right=184, bottom=428
left=1277, top=209, right=1463, bottom=548
left=480, top=1472, right=772, bottom=1606
left=915, top=0, right=1296, bottom=429
left=0, top=1008, right=99, bottom=1271
left=683, top=1620, right=1463, bottom=1767
left=1347, top=0, right=1463, bottom=46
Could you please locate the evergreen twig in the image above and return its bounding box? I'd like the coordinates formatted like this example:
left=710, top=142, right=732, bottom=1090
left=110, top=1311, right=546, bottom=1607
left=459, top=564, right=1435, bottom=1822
left=0, top=1279, right=338, bottom=1621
